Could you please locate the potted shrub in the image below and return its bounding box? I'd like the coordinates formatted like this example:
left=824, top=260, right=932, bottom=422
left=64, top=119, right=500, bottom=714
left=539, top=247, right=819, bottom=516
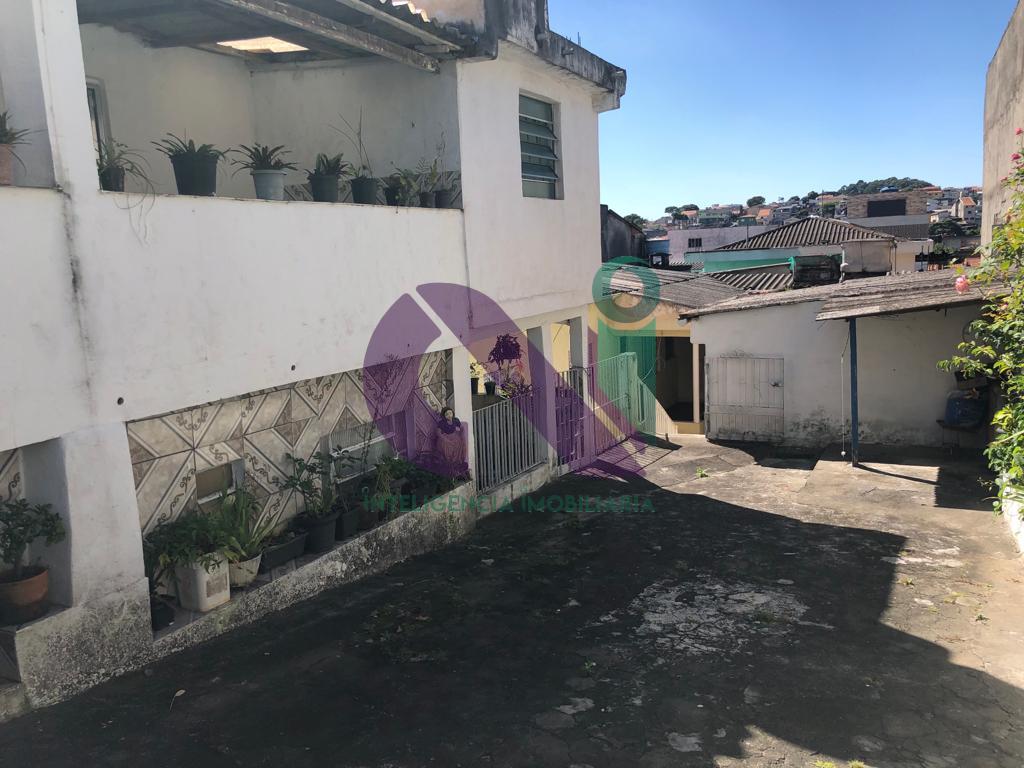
left=146, top=511, right=230, bottom=613
left=232, top=143, right=296, bottom=201
left=384, top=173, right=403, bottom=206
left=306, top=153, right=351, bottom=203
left=415, top=154, right=438, bottom=208
left=96, top=139, right=150, bottom=192
left=0, top=111, right=30, bottom=187
left=217, top=488, right=280, bottom=588
left=0, top=499, right=65, bottom=625
left=257, top=527, right=308, bottom=573
left=280, top=453, right=339, bottom=554
left=484, top=378, right=497, bottom=396
left=153, top=133, right=225, bottom=197
left=427, top=138, right=453, bottom=208
left=333, top=111, right=377, bottom=204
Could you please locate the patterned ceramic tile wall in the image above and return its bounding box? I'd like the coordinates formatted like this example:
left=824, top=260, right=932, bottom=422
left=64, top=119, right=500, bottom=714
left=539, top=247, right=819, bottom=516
left=0, top=449, right=22, bottom=504
left=128, top=352, right=452, bottom=533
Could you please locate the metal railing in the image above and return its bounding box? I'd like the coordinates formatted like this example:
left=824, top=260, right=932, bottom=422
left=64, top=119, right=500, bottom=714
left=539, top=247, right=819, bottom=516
left=473, top=390, right=545, bottom=492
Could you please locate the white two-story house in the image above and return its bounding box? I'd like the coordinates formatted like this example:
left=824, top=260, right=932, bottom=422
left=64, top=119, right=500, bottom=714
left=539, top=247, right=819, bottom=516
left=0, top=0, right=625, bottom=714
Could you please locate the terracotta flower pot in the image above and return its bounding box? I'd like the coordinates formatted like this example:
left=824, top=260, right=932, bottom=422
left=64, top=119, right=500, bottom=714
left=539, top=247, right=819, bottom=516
left=0, top=145, right=15, bottom=186
left=0, top=566, right=50, bottom=626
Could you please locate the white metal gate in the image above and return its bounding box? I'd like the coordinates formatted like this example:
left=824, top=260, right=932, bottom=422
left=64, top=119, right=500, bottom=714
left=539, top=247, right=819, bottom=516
left=706, top=356, right=784, bottom=441
left=473, top=391, right=545, bottom=492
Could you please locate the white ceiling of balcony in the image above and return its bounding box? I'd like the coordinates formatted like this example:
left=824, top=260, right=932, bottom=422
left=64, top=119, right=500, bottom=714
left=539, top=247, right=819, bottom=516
left=76, top=0, right=471, bottom=71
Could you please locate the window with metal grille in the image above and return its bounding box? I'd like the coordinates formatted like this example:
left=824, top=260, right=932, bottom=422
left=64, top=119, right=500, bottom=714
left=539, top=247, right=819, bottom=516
left=86, top=80, right=111, bottom=154
left=688, top=238, right=703, bottom=249
left=325, top=412, right=408, bottom=482
left=520, top=94, right=559, bottom=199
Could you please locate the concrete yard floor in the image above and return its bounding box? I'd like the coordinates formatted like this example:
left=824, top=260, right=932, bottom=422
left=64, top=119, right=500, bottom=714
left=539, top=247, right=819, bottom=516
left=2, top=437, right=1022, bottom=767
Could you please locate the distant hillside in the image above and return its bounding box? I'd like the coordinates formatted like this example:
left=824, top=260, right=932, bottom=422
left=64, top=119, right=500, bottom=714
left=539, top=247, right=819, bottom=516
left=836, top=178, right=934, bottom=196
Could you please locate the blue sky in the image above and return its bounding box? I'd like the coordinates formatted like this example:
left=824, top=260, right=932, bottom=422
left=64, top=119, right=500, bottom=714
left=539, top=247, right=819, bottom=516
left=548, top=0, right=1018, bottom=219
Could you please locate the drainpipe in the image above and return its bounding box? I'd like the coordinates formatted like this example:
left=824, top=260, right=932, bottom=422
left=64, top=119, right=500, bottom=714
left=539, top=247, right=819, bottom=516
left=848, top=318, right=859, bottom=464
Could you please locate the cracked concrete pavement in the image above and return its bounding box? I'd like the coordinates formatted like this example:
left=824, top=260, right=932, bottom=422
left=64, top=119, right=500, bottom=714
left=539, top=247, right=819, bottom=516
left=1, top=436, right=1021, bottom=767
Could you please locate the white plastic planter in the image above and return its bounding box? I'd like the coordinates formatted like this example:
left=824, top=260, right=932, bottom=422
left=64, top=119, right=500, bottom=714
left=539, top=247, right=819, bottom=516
left=228, top=554, right=262, bottom=589
left=175, top=554, right=230, bottom=612
left=251, top=169, right=287, bottom=201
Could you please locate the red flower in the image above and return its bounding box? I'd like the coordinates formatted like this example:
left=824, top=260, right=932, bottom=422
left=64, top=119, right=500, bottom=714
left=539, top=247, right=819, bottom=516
left=1017, top=128, right=1023, bottom=135
left=1014, top=153, right=1023, bottom=161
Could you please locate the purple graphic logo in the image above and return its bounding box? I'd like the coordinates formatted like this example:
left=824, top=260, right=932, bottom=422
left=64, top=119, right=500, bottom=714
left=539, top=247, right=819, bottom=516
left=363, top=282, right=648, bottom=480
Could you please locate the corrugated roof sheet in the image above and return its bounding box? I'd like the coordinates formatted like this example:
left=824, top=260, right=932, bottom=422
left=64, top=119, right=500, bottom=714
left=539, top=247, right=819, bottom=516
left=608, top=268, right=742, bottom=309
left=716, top=217, right=895, bottom=251
left=709, top=267, right=794, bottom=292
left=680, top=270, right=1000, bottom=320
left=815, top=271, right=1003, bottom=320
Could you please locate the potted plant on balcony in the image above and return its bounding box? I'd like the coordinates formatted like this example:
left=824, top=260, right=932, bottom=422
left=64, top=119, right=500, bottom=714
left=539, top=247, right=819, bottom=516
left=384, top=173, right=403, bottom=206
left=217, top=488, right=280, bottom=588
left=333, top=111, right=377, bottom=204
left=426, top=137, right=454, bottom=209
left=153, top=133, right=225, bottom=197
left=0, top=111, right=31, bottom=187
left=96, top=139, right=150, bottom=192
left=145, top=511, right=230, bottom=613
left=415, top=152, right=439, bottom=208
left=232, top=143, right=296, bottom=201
left=306, top=152, right=351, bottom=203
left=281, top=453, right=339, bottom=554
left=488, top=333, right=526, bottom=397
left=0, top=498, right=65, bottom=625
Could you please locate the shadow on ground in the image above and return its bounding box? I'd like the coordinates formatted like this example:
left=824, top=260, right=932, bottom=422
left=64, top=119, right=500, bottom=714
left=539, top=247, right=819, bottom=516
left=0, top=456, right=1020, bottom=767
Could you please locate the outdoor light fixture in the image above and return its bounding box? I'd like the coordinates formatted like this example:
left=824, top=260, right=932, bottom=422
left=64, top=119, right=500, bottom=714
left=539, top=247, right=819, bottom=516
left=216, top=37, right=308, bottom=54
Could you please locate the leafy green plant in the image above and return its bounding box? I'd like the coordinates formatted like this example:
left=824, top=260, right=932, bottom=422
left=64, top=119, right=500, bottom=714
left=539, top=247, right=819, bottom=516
left=387, top=167, right=420, bottom=205
left=940, top=129, right=1024, bottom=513
left=280, top=453, right=335, bottom=520
left=332, top=110, right=373, bottom=179
left=216, top=489, right=281, bottom=563
left=415, top=136, right=446, bottom=194
left=152, top=133, right=225, bottom=161
left=0, top=499, right=65, bottom=580
left=143, top=510, right=227, bottom=582
left=696, top=467, right=709, bottom=479
left=306, top=152, right=352, bottom=180
left=96, top=139, right=151, bottom=184
left=0, top=112, right=31, bottom=146
left=231, top=143, right=296, bottom=172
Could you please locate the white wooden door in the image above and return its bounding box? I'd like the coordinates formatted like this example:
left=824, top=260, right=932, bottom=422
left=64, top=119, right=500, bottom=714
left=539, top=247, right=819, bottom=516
left=706, top=356, right=784, bottom=441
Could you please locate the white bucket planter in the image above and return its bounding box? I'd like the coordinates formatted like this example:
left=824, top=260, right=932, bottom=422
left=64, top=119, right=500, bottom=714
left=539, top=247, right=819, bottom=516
left=251, top=169, right=287, bottom=201
left=175, top=554, right=230, bottom=613
left=228, top=554, right=262, bottom=588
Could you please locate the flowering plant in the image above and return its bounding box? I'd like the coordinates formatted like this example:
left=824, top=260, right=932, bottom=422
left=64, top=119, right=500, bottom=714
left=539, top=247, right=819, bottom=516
left=940, top=130, right=1024, bottom=512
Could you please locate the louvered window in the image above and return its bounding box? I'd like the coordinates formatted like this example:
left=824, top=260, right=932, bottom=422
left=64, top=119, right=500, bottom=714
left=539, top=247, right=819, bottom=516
left=520, top=94, right=559, bottom=199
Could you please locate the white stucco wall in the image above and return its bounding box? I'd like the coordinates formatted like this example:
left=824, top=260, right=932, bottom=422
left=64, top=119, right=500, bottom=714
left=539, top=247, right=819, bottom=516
left=80, top=24, right=258, bottom=198
left=457, top=42, right=603, bottom=326
left=983, top=1, right=1024, bottom=245
left=250, top=59, right=461, bottom=187
left=0, top=187, right=91, bottom=451
left=690, top=301, right=981, bottom=447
